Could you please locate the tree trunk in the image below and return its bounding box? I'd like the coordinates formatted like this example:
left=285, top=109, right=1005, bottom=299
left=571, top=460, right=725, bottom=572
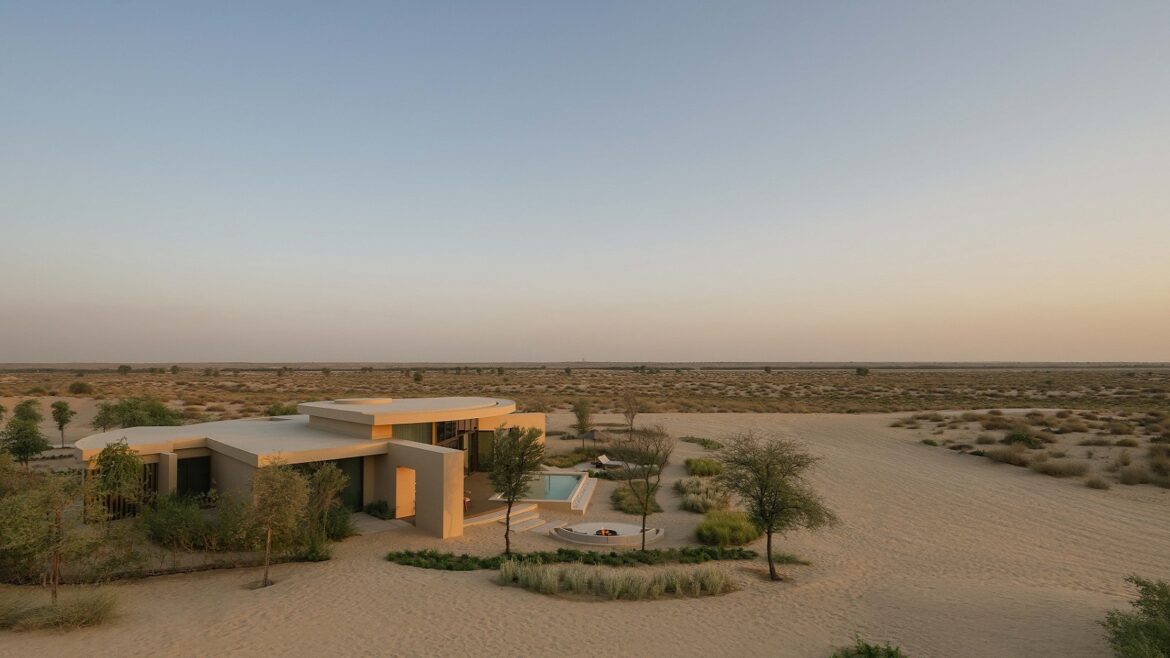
left=263, top=527, right=273, bottom=587
left=766, top=531, right=778, bottom=581
left=61, top=428, right=66, bottom=449
left=504, top=500, right=513, bottom=555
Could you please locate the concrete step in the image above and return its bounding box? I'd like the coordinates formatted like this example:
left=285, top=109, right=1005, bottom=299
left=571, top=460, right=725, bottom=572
left=464, top=503, right=537, bottom=528
left=500, top=509, right=539, bottom=525
left=509, top=517, right=546, bottom=533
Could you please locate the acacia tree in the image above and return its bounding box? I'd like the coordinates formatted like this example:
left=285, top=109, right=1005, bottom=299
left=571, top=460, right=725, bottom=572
left=619, top=390, right=642, bottom=437
left=13, top=399, right=43, bottom=423
left=51, top=401, right=76, bottom=449
left=2, top=418, right=51, bottom=469
left=251, top=461, right=310, bottom=587
left=616, top=425, right=674, bottom=550
left=488, top=426, right=545, bottom=555
left=571, top=399, right=593, bottom=449
left=717, top=431, right=839, bottom=581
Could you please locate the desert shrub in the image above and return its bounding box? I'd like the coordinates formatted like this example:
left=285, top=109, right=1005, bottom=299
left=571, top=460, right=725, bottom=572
left=1085, top=477, right=1111, bottom=490
left=1114, top=438, right=1140, bottom=448
left=1001, top=430, right=1043, bottom=449
left=385, top=547, right=756, bottom=570
left=1102, top=575, right=1170, bottom=658
left=544, top=447, right=602, bottom=468
left=495, top=560, right=735, bottom=600
left=363, top=500, right=393, bottom=519
left=1029, top=460, right=1089, bottom=478
left=1107, top=421, right=1137, bottom=436
left=985, top=446, right=1031, bottom=468
left=1080, top=437, right=1114, bottom=447
left=680, top=436, right=722, bottom=450
left=0, top=591, right=116, bottom=631
left=695, top=510, right=762, bottom=547
left=324, top=506, right=356, bottom=541
left=264, top=403, right=298, bottom=416
left=67, top=382, right=94, bottom=395
left=831, top=637, right=908, bottom=658
left=1149, top=457, right=1170, bottom=478
left=1047, top=450, right=1067, bottom=459
left=140, top=494, right=255, bottom=552
left=975, top=434, right=997, bottom=445
left=920, top=439, right=939, bottom=447
left=1118, top=465, right=1149, bottom=486
left=685, top=458, right=723, bottom=476
left=611, top=482, right=662, bottom=515
left=1150, top=445, right=1170, bottom=461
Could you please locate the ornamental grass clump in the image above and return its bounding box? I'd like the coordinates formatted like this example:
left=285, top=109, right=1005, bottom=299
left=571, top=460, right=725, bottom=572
left=495, top=560, right=735, bottom=600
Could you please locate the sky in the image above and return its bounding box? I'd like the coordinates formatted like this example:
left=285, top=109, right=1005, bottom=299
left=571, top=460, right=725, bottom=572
left=1, top=1, right=1168, bottom=363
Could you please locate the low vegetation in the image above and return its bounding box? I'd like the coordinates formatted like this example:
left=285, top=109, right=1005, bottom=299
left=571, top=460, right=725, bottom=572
left=684, top=457, right=723, bottom=476
left=384, top=546, right=757, bottom=570
left=695, top=510, right=763, bottom=547
left=1102, top=575, right=1170, bottom=658
left=831, top=637, right=909, bottom=658
left=681, top=436, right=723, bottom=450
left=0, top=591, right=117, bottom=631
left=674, top=476, right=730, bottom=513
left=611, top=482, right=663, bottom=515
left=496, top=560, right=735, bottom=600
left=544, top=446, right=602, bottom=468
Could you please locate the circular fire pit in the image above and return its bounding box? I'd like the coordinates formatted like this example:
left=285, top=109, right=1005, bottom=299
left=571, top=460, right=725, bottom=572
left=552, top=522, right=664, bottom=546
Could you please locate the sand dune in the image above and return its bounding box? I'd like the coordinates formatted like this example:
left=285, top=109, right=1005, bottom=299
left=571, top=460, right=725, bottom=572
left=3, top=413, right=1167, bottom=657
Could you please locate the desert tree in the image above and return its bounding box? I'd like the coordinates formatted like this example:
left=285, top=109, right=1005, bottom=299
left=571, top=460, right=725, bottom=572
left=302, top=462, right=349, bottom=559
left=488, top=426, right=545, bottom=555
left=90, top=438, right=146, bottom=521
left=619, top=389, right=642, bottom=437
left=13, top=398, right=43, bottom=423
left=717, top=431, right=839, bottom=581
left=250, top=460, right=310, bottom=587
left=615, top=425, right=674, bottom=550
left=2, top=417, right=52, bottom=470
left=571, top=399, right=593, bottom=449
left=51, top=401, right=77, bottom=449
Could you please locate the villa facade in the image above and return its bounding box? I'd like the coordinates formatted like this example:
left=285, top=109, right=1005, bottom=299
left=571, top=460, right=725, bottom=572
left=74, top=397, right=545, bottom=538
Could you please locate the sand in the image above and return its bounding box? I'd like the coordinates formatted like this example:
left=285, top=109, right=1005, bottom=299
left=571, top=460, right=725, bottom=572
left=3, top=412, right=1168, bottom=657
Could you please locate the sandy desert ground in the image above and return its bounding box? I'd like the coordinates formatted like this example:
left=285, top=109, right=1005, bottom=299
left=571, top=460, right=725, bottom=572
left=3, top=412, right=1169, bottom=657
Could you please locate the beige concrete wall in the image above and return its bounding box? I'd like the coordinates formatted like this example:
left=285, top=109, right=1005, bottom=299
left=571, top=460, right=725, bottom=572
left=394, top=467, right=416, bottom=518
left=210, top=452, right=256, bottom=498
left=384, top=440, right=464, bottom=538
left=307, top=415, right=392, bottom=440
left=477, top=412, right=546, bottom=442
left=157, top=452, right=178, bottom=495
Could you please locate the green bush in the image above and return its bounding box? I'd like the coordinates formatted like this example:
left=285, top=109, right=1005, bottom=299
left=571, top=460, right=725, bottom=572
left=695, top=510, right=762, bottom=547
left=831, top=637, right=908, bottom=658
left=363, top=500, right=393, bottom=519
left=611, top=482, right=662, bottom=515
left=685, top=458, right=723, bottom=476
left=67, top=382, right=94, bottom=395
left=544, top=447, right=602, bottom=468
left=1102, top=575, right=1170, bottom=658
left=264, top=403, right=298, bottom=416
left=140, top=494, right=255, bottom=552
left=680, top=436, right=723, bottom=450
left=1001, top=430, right=1043, bottom=449
left=324, top=506, right=356, bottom=541
left=920, top=439, right=939, bottom=447
left=385, top=546, right=757, bottom=570
left=0, top=591, right=117, bottom=631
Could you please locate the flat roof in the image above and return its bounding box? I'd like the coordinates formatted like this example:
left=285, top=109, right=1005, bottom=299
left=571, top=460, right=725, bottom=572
left=75, top=396, right=520, bottom=465
left=298, top=396, right=516, bottom=425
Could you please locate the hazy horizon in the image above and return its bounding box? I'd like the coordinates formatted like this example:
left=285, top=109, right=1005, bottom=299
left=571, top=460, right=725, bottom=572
left=2, top=2, right=1168, bottom=363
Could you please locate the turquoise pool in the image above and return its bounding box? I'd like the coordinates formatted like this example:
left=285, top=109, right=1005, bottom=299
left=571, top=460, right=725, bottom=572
left=530, top=473, right=583, bottom=500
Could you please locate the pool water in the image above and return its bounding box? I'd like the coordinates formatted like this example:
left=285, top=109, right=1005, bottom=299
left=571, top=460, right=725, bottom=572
left=529, top=474, right=582, bottom=500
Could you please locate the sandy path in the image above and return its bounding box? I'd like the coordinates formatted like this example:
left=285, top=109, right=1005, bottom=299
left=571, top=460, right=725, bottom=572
left=3, top=413, right=1168, bottom=657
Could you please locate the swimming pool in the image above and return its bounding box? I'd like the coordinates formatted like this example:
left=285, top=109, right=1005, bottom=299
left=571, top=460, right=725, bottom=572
left=489, top=472, right=588, bottom=507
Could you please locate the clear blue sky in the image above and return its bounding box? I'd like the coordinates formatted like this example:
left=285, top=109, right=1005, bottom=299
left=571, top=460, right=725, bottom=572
left=2, top=1, right=1168, bottom=362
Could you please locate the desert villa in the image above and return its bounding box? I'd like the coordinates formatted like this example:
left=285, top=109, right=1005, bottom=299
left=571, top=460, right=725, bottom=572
left=74, top=397, right=545, bottom=538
